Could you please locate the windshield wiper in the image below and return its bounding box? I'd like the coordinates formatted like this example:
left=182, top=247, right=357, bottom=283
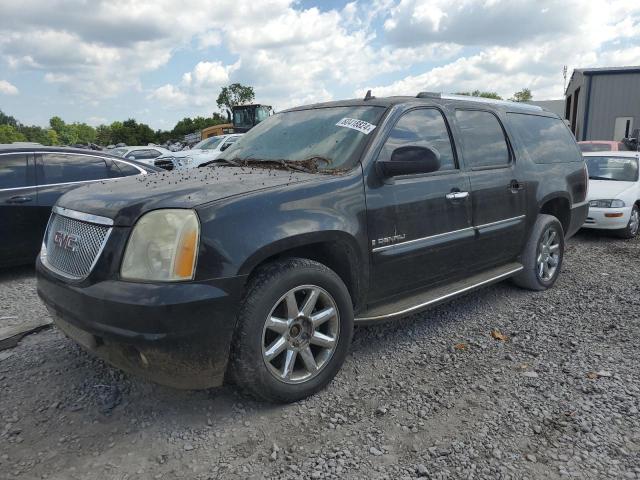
left=205, top=156, right=331, bottom=174
left=199, top=157, right=240, bottom=168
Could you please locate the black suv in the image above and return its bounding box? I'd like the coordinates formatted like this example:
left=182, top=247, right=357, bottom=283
left=36, top=94, right=588, bottom=402
left=0, top=146, right=160, bottom=267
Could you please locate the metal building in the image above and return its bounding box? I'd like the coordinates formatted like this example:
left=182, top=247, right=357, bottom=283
left=564, top=66, right=640, bottom=141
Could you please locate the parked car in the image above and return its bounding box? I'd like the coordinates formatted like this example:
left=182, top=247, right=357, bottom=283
left=583, top=151, right=640, bottom=238
left=0, top=146, right=160, bottom=268
left=156, top=134, right=243, bottom=169
left=108, top=145, right=173, bottom=169
left=36, top=93, right=588, bottom=402
left=578, top=140, right=628, bottom=152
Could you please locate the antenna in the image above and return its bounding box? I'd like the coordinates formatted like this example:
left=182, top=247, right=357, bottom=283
left=363, top=90, right=374, bottom=101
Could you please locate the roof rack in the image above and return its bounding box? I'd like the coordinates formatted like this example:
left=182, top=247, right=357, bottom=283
left=416, top=92, right=543, bottom=111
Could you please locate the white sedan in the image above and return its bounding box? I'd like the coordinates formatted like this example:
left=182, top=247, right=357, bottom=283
left=159, top=134, right=243, bottom=169
left=108, top=145, right=173, bottom=165
left=583, top=151, right=640, bottom=238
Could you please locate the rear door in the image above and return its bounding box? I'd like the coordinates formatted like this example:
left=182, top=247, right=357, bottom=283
left=453, top=109, right=527, bottom=269
left=35, top=152, right=113, bottom=237
left=366, top=107, right=474, bottom=300
left=0, top=152, right=40, bottom=264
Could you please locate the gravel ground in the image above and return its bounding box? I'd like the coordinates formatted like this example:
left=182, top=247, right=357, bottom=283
left=1, top=230, right=639, bottom=480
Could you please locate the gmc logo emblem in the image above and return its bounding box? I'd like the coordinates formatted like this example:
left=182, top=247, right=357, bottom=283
left=53, top=231, right=80, bottom=252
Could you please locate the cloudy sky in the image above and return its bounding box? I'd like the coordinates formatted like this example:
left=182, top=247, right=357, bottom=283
left=0, top=0, right=638, bottom=130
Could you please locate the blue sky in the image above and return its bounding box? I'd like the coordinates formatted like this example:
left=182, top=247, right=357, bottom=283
left=0, top=0, right=638, bottom=130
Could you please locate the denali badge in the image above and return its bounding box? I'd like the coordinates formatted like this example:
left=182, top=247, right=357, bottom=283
left=372, top=234, right=406, bottom=248
left=53, top=231, right=80, bottom=252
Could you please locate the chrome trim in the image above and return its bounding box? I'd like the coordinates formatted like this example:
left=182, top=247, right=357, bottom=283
left=475, top=215, right=526, bottom=230
left=52, top=206, right=114, bottom=226
left=571, top=200, right=588, bottom=209
left=372, top=226, right=474, bottom=253
left=355, top=266, right=524, bottom=322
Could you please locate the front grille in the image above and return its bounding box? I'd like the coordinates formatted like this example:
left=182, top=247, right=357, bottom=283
left=154, top=158, right=174, bottom=170
left=43, top=212, right=112, bottom=280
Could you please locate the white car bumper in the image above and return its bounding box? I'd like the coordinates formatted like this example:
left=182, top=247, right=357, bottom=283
left=583, top=206, right=632, bottom=230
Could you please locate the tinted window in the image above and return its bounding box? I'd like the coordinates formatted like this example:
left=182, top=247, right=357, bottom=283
left=0, top=154, right=32, bottom=189
left=507, top=113, right=582, bottom=164
left=455, top=110, right=510, bottom=168
left=378, top=109, right=456, bottom=171
left=114, top=160, right=141, bottom=177
left=41, top=154, right=109, bottom=184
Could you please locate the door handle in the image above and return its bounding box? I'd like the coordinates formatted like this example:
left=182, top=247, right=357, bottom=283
left=509, top=180, right=525, bottom=192
left=445, top=191, right=469, bottom=200
left=6, top=195, right=33, bottom=204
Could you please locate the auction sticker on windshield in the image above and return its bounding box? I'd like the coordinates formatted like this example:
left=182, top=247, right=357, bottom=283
left=336, top=118, right=377, bottom=135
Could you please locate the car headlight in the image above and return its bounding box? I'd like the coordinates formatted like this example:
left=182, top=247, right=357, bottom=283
left=121, top=209, right=200, bottom=281
left=179, top=156, right=193, bottom=167
left=589, top=199, right=625, bottom=208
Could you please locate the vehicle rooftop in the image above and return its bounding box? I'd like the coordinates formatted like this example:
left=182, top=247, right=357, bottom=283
left=0, top=144, right=121, bottom=158
left=582, top=150, right=640, bottom=157
left=284, top=92, right=550, bottom=115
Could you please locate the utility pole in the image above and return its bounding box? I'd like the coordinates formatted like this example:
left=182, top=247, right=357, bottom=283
left=562, top=65, right=568, bottom=96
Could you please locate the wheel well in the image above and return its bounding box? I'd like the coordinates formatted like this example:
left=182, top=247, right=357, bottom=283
left=248, top=241, right=361, bottom=309
left=540, top=197, right=571, bottom=234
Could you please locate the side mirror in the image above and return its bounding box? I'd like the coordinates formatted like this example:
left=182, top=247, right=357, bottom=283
left=377, top=146, right=441, bottom=177
left=220, top=144, right=229, bottom=152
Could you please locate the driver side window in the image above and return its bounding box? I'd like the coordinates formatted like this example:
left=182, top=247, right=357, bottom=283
left=379, top=109, right=457, bottom=171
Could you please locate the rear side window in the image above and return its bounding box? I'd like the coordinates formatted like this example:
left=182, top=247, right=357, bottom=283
left=114, top=160, right=141, bottom=177
left=379, top=108, right=457, bottom=171
left=507, top=113, right=582, bottom=163
left=0, top=154, right=33, bottom=189
left=455, top=110, right=510, bottom=168
left=41, top=154, right=110, bottom=184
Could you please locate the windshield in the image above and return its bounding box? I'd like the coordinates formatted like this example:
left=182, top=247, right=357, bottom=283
left=585, top=156, right=639, bottom=181
left=193, top=136, right=224, bottom=150
left=580, top=142, right=615, bottom=152
left=109, top=148, right=128, bottom=157
left=220, top=106, right=385, bottom=171
left=233, top=108, right=254, bottom=129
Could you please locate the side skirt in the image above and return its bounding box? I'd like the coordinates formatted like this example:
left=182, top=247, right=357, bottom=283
left=355, top=262, right=523, bottom=324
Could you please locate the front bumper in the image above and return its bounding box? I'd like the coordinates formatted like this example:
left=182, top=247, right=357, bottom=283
left=37, top=259, right=246, bottom=389
left=583, top=206, right=631, bottom=230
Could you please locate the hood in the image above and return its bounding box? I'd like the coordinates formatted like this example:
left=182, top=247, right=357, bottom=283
left=57, top=166, right=318, bottom=226
left=587, top=180, right=636, bottom=200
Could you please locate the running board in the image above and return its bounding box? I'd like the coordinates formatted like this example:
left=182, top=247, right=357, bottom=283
left=355, top=262, right=523, bottom=324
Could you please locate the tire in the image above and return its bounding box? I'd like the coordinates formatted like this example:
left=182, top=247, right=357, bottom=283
left=512, top=214, right=565, bottom=291
left=229, top=258, right=354, bottom=403
left=615, top=204, right=639, bottom=239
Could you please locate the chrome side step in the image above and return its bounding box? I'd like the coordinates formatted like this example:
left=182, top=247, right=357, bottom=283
left=355, top=262, right=523, bottom=324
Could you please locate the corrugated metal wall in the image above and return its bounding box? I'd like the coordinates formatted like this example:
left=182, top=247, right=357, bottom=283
left=586, top=73, right=640, bottom=140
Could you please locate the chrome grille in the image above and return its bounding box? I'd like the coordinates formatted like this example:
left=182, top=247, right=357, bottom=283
left=154, top=158, right=174, bottom=170
left=43, top=209, right=112, bottom=280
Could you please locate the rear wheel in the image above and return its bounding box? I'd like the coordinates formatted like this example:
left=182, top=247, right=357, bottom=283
left=229, top=258, right=353, bottom=403
left=513, top=214, right=565, bottom=291
left=616, top=204, right=639, bottom=239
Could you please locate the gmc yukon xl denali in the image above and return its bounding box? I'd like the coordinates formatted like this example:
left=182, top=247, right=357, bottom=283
left=37, top=93, right=588, bottom=402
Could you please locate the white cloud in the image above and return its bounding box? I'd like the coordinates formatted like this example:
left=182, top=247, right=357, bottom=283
left=0, top=80, right=19, bottom=95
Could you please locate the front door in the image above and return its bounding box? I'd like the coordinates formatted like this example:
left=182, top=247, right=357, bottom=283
left=0, top=152, right=39, bottom=264
left=366, top=107, right=474, bottom=301
left=453, top=109, right=527, bottom=269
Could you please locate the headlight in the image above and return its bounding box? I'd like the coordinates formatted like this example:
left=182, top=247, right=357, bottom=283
left=589, top=199, right=625, bottom=208
left=179, top=156, right=193, bottom=167
left=121, top=209, right=200, bottom=281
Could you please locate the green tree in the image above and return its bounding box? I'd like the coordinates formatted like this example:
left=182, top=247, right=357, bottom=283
left=46, top=129, right=59, bottom=146
left=0, top=110, right=18, bottom=127
left=510, top=88, right=532, bottom=102
left=0, top=124, right=27, bottom=143
left=455, top=90, right=503, bottom=100
left=95, top=125, right=112, bottom=146
left=216, top=83, right=255, bottom=112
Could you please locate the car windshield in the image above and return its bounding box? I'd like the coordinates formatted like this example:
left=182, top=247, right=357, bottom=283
left=585, top=156, right=639, bottom=181
left=219, top=106, right=386, bottom=171
left=109, top=148, right=128, bottom=157
left=193, top=137, right=224, bottom=150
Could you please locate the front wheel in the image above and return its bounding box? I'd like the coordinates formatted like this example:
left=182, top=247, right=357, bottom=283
left=513, top=214, right=565, bottom=291
left=616, top=204, right=639, bottom=239
left=229, top=258, right=354, bottom=403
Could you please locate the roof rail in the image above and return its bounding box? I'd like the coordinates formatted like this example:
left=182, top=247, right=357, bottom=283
left=416, top=92, right=441, bottom=99
left=439, top=93, right=543, bottom=111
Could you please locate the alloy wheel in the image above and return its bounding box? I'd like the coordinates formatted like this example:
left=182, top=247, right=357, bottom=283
left=537, top=227, right=561, bottom=281
left=261, top=285, right=340, bottom=384
left=629, top=208, right=639, bottom=236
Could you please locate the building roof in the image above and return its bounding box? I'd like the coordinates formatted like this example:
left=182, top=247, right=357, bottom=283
left=573, top=65, right=640, bottom=75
